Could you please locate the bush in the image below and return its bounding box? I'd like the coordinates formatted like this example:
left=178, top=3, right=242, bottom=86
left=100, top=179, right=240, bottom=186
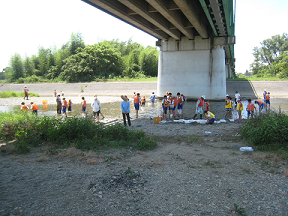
left=0, top=113, right=157, bottom=153
left=240, top=111, right=288, bottom=150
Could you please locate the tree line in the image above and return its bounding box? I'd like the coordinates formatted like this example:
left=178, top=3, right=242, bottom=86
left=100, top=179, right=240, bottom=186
left=1, top=33, right=159, bottom=82
left=250, top=33, right=288, bottom=78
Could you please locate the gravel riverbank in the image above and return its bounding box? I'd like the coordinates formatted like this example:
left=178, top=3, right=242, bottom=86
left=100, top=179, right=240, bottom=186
left=0, top=82, right=287, bottom=215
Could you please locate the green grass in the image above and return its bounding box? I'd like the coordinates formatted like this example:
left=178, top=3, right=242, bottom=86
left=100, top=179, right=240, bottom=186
left=0, top=91, right=40, bottom=98
left=0, top=112, right=157, bottom=153
left=240, top=110, right=288, bottom=160
left=227, top=74, right=288, bottom=81
left=104, top=76, right=157, bottom=82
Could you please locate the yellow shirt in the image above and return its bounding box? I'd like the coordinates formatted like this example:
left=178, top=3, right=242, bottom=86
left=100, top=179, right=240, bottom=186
left=205, top=111, right=215, bottom=119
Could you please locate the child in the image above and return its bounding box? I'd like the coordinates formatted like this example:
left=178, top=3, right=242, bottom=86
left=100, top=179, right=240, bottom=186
left=162, top=95, right=169, bottom=120
left=141, top=96, right=146, bottom=106
left=224, top=95, right=232, bottom=120
left=265, top=92, right=270, bottom=111
left=68, top=99, right=72, bottom=112
left=30, top=102, right=38, bottom=115
left=134, top=93, right=141, bottom=118
left=247, top=99, right=255, bottom=119
left=81, top=97, right=87, bottom=115
left=171, top=96, right=178, bottom=118
left=21, top=102, right=29, bottom=111
left=205, top=100, right=210, bottom=111
left=62, top=98, right=68, bottom=117
left=254, top=100, right=264, bottom=113
left=54, top=90, right=57, bottom=97
left=96, top=96, right=105, bottom=119
left=150, top=92, right=156, bottom=105
left=236, top=99, right=243, bottom=122
left=177, top=92, right=184, bottom=118
left=204, top=110, right=216, bottom=124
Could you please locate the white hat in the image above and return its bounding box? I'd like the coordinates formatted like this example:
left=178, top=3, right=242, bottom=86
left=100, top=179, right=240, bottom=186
left=201, top=95, right=205, bottom=99
left=226, top=94, right=229, bottom=96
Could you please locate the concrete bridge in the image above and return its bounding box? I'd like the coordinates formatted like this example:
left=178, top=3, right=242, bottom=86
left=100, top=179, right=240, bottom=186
left=82, top=0, right=235, bottom=100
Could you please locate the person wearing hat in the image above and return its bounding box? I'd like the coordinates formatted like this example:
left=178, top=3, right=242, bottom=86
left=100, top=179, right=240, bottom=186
left=91, top=95, right=101, bottom=121
left=193, top=95, right=205, bottom=119
left=234, top=91, right=240, bottom=109
left=24, top=86, right=29, bottom=100
left=121, top=95, right=131, bottom=126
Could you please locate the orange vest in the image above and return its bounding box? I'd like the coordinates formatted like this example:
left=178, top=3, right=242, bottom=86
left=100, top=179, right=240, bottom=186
left=134, top=96, right=140, bottom=103
left=63, top=100, right=68, bottom=107
left=68, top=101, right=72, bottom=106
left=173, top=98, right=178, bottom=106
left=257, top=100, right=263, bottom=105
left=265, top=94, right=270, bottom=100
left=168, top=96, right=172, bottom=103
left=31, top=104, right=38, bottom=111
left=141, top=98, right=145, bottom=103
left=21, top=105, right=28, bottom=110
left=177, top=96, right=183, bottom=104
left=82, top=100, right=86, bottom=107
left=247, top=103, right=255, bottom=111
left=198, top=98, right=204, bottom=107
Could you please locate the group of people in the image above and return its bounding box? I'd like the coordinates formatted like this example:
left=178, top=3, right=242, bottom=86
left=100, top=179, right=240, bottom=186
left=161, top=93, right=216, bottom=124
left=56, top=94, right=72, bottom=117
left=20, top=101, right=38, bottom=114
left=226, top=90, right=271, bottom=122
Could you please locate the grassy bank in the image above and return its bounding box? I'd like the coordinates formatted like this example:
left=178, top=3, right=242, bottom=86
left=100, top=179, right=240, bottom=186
left=0, top=112, right=156, bottom=154
left=0, top=91, right=40, bottom=98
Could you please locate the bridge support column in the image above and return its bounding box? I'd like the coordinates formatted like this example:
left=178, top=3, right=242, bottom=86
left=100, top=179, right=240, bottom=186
left=157, top=37, right=226, bottom=100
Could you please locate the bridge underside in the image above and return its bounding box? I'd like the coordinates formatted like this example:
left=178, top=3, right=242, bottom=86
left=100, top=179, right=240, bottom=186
left=82, top=0, right=235, bottom=99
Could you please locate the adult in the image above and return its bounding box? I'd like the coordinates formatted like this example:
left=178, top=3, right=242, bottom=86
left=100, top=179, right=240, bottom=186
left=193, top=95, right=205, bottom=119
left=91, top=96, right=101, bottom=121
left=56, top=94, right=62, bottom=114
left=24, top=86, right=29, bottom=100
left=121, top=95, right=131, bottom=126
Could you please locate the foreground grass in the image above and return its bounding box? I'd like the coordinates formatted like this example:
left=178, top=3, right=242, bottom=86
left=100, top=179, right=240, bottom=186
left=240, top=110, right=288, bottom=160
left=0, top=91, right=40, bottom=98
left=0, top=112, right=156, bottom=154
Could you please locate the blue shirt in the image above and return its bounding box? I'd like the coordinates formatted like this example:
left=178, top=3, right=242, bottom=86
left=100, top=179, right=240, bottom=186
left=121, top=101, right=130, bottom=113
left=150, top=94, right=156, bottom=102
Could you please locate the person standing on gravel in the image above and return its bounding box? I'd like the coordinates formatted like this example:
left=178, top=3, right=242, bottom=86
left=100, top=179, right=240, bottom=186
left=24, top=86, right=29, bottom=100
left=193, top=95, right=205, bottom=119
left=91, top=96, right=101, bottom=121
left=56, top=94, right=62, bottom=114
left=121, top=95, right=131, bottom=126
left=81, top=97, right=87, bottom=116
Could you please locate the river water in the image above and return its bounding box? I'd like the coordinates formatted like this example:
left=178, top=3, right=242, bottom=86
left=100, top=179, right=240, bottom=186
left=0, top=99, right=287, bottom=120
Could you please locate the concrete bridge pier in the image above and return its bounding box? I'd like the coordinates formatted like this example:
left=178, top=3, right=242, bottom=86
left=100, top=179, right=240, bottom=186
left=157, top=36, right=229, bottom=100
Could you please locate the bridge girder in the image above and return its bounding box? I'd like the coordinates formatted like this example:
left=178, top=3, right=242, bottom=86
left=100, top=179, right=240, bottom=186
left=82, top=0, right=235, bottom=62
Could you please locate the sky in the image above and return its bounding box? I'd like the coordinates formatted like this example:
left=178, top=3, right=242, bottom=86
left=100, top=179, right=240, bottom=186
left=0, top=0, right=287, bottom=74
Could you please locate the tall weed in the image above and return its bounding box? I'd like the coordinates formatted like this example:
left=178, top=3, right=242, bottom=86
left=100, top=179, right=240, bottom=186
left=240, top=111, right=288, bottom=155
left=0, top=112, right=156, bottom=153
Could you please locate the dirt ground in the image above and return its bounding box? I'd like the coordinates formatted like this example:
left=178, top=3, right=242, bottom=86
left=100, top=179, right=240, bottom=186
left=0, top=82, right=287, bottom=215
